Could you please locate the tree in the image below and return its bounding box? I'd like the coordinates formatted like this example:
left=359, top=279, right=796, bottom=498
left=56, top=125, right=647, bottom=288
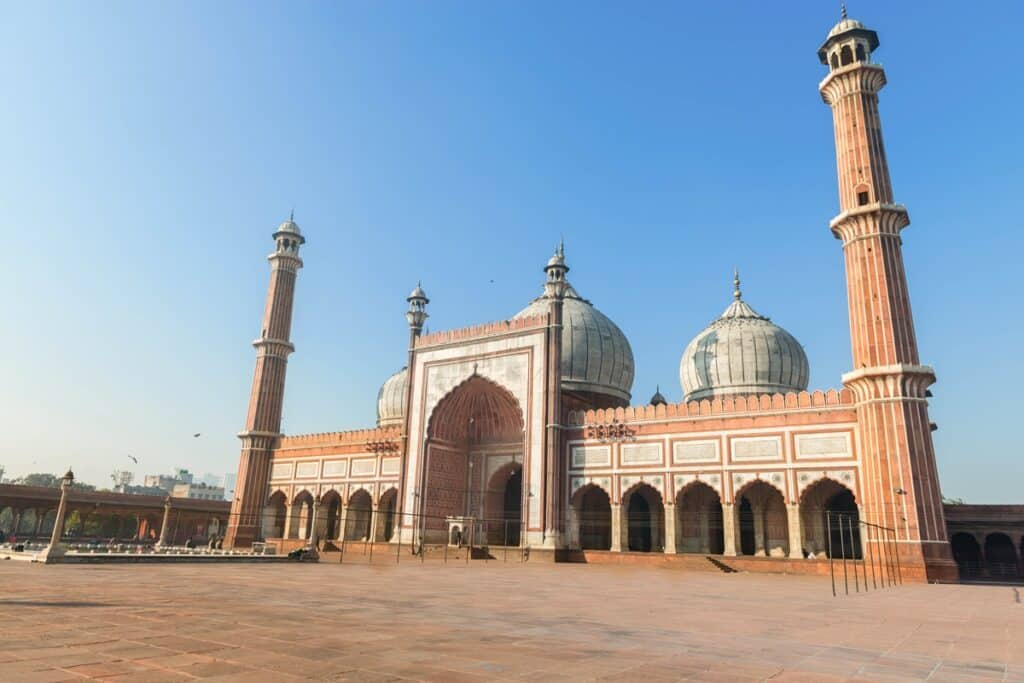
left=15, top=473, right=96, bottom=492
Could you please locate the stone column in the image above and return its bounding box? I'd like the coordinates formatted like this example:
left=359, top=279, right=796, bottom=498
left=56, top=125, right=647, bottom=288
left=308, top=499, right=320, bottom=547
left=610, top=503, right=622, bottom=552
left=699, top=510, right=711, bottom=554
left=40, top=476, right=73, bottom=562
left=722, top=503, right=737, bottom=556
left=786, top=503, right=803, bottom=559
left=369, top=504, right=379, bottom=543
left=156, top=500, right=172, bottom=547
left=566, top=506, right=579, bottom=549
left=282, top=503, right=293, bottom=540
left=338, top=503, right=348, bottom=541
left=664, top=503, right=677, bottom=554
left=753, top=504, right=766, bottom=556
left=33, top=509, right=45, bottom=538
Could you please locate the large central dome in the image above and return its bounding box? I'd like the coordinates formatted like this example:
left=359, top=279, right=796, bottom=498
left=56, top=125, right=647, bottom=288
left=514, top=250, right=634, bottom=406
left=680, top=274, right=809, bottom=401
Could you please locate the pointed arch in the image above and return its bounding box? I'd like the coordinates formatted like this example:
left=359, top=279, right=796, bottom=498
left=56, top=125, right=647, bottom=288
left=622, top=483, right=664, bottom=553
left=676, top=481, right=724, bottom=554
left=571, top=484, right=611, bottom=550
left=427, top=374, right=524, bottom=443
left=344, top=489, right=373, bottom=541
left=375, top=487, right=399, bottom=542
left=735, top=480, right=788, bottom=557
left=800, top=477, right=859, bottom=559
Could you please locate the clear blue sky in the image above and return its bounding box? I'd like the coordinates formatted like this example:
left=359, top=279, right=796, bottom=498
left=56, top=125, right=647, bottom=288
left=1, top=2, right=1021, bottom=502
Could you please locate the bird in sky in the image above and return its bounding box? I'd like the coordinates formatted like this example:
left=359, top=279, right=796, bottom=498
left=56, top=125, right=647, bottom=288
left=127, top=455, right=138, bottom=464
left=193, top=433, right=201, bottom=438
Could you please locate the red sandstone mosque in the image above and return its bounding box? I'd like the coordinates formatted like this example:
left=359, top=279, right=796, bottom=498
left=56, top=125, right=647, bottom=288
left=222, top=12, right=1019, bottom=582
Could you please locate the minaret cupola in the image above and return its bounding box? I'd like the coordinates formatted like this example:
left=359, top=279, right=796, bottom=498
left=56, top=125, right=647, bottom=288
left=273, top=211, right=305, bottom=256
left=818, top=5, right=879, bottom=70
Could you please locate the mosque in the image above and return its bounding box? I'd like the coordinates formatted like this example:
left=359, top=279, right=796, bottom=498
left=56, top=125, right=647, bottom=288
left=222, top=12, right=1015, bottom=582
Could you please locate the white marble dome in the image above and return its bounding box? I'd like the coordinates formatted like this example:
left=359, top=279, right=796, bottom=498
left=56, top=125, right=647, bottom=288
left=376, top=367, right=408, bottom=427
left=514, top=283, right=634, bottom=404
left=680, top=281, right=808, bottom=402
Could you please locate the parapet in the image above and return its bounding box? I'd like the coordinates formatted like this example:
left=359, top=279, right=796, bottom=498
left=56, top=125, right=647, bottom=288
left=568, top=388, right=854, bottom=426
left=414, top=314, right=548, bottom=348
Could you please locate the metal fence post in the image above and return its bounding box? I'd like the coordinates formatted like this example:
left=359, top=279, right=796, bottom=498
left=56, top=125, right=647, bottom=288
left=827, top=511, right=836, bottom=597
left=847, top=516, right=860, bottom=593
left=838, top=512, right=849, bottom=595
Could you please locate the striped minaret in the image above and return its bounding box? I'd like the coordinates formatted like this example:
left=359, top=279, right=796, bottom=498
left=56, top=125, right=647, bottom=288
left=818, top=12, right=956, bottom=581
left=224, top=215, right=305, bottom=548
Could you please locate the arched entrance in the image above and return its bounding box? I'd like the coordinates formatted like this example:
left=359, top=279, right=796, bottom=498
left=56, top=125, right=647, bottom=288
left=320, top=490, right=342, bottom=541
left=291, top=491, right=314, bottom=540
left=485, top=463, right=522, bottom=545
left=376, top=488, right=398, bottom=542
left=623, top=484, right=664, bottom=553
left=676, top=482, right=723, bottom=554
left=800, top=478, right=861, bottom=559
left=984, top=533, right=1020, bottom=579
left=421, top=375, right=525, bottom=545
left=345, top=489, right=373, bottom=541
left=736, top=481, right=788, bottom=557
left=572, top=485, right=611, bottom=550
left=951, top=532, right=982, bottom=578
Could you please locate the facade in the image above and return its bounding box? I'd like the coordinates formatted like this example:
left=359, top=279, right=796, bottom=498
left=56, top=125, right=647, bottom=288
left=171, top=482, right=226, bottom=501
left=224, top=14, right=1017, bottom=582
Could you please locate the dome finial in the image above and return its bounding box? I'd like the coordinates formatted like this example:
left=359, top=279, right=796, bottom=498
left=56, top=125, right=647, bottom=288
left=290, top=208, right=294, bottom=222
left=840, top=2, right=847, bottom=19
left=733, top=268, right=742, bottom=300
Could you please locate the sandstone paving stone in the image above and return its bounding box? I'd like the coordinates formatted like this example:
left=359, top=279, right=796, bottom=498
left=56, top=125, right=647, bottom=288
left=2, top=562, right=1022, bottom=681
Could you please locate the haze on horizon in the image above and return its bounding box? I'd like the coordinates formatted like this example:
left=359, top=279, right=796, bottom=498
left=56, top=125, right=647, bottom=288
left=1, top=1, right=1021, bottom=503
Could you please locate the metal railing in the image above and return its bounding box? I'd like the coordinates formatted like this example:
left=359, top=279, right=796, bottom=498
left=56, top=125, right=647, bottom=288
left=826, top=510, right=902, bottom=596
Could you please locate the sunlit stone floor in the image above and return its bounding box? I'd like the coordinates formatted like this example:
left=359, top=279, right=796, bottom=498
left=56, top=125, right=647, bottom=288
left=0, top=561, right=1021, bottom=681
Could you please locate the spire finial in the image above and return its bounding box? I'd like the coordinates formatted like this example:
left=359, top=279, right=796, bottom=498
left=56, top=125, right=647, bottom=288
left=733, top=268, right=742, bottom=300
left=840, top=2, right=847, bottom=19
left=558, top=235, right=565, bottom=259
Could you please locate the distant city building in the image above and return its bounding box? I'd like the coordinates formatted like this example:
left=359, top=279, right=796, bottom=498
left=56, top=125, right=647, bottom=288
left=198, top=473, right=222, bottom=488
left=143, top=468, right=197, bottom=493
left=222, top=473, right=236, bottom=501
left=172, top=482, right=225, bottom=501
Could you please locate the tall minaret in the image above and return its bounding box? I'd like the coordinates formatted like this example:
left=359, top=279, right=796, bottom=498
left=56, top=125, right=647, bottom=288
left=818, top=12, right=955, bottom=580
left=542, top=241, right=567, bottom=548
left=225, top=215, right=305, bottom=548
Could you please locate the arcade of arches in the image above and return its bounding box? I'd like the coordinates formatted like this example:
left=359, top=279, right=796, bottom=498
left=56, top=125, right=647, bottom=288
left=262, top=486, right=400, bottom=545
left=563, top=477, right=866, bottom=559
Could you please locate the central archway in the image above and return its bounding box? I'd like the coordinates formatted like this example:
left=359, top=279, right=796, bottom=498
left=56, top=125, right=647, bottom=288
left=421, top=375, right=525, bottom=545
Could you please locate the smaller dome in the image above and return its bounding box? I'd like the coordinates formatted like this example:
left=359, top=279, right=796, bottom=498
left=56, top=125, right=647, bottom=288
left=408, top=282, right=428, bottom=301
left=276, top=217, right=301, bottom=236
left=649, top=386, right=667, bottom=406
left=679, top=274, right=809, bottom=402
left=376, top=367, right=408, bottom=428
left=827, top=17, right=864, bottom=39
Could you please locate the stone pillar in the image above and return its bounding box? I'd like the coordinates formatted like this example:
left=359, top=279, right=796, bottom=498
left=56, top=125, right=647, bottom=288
left=369, top=504, right=379, bottom=543
left=664, top=503, right=677, bottom=554
left=722, top=503, right=737, bottom=556
left=753, top=504, right=766, bottom=556
left=308, top=499, right=320, bottom=547
left=40, top=475, right=74, bottom=562
left=282, top=503, right=293, bottom=540
left=787, top=503, right=803, bottom=559
left=156, top=500, right=172, bottom=547
left=338, top=503, right=348, bottom=541
left=699, top=510, right=711, bottom=554
left=610, top=503, right=622, bottom=552
left=10, top=509, right=22, bottom=537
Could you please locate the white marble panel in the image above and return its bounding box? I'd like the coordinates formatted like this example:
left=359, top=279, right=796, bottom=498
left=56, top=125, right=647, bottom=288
left=672, top=440, right=720, bottom=464
left=621, top=443, right=663, bottom=466
left=571, top=445, right=611, bottom=468
left=322, top=460, right=348, bottom=477
left=731, top=436, right=782, bottom=462
left=270, top=462, right=292, bottom=480
left=350, top=458, right=377, bottom=477
left=795, top=433, right=851, bottom=460
left=380, top=457, right=400, bottom=476
left=295, top=461, right=319, bottom=479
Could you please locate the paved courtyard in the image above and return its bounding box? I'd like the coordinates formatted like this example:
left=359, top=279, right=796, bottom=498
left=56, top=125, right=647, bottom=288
left=0, top=561, right=1021, bottom=682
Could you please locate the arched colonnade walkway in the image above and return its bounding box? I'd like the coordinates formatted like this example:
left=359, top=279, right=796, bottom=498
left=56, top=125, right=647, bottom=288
left=263, top=485, right=400, bottom=546
left=567, top=476, right=865, bottom=559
